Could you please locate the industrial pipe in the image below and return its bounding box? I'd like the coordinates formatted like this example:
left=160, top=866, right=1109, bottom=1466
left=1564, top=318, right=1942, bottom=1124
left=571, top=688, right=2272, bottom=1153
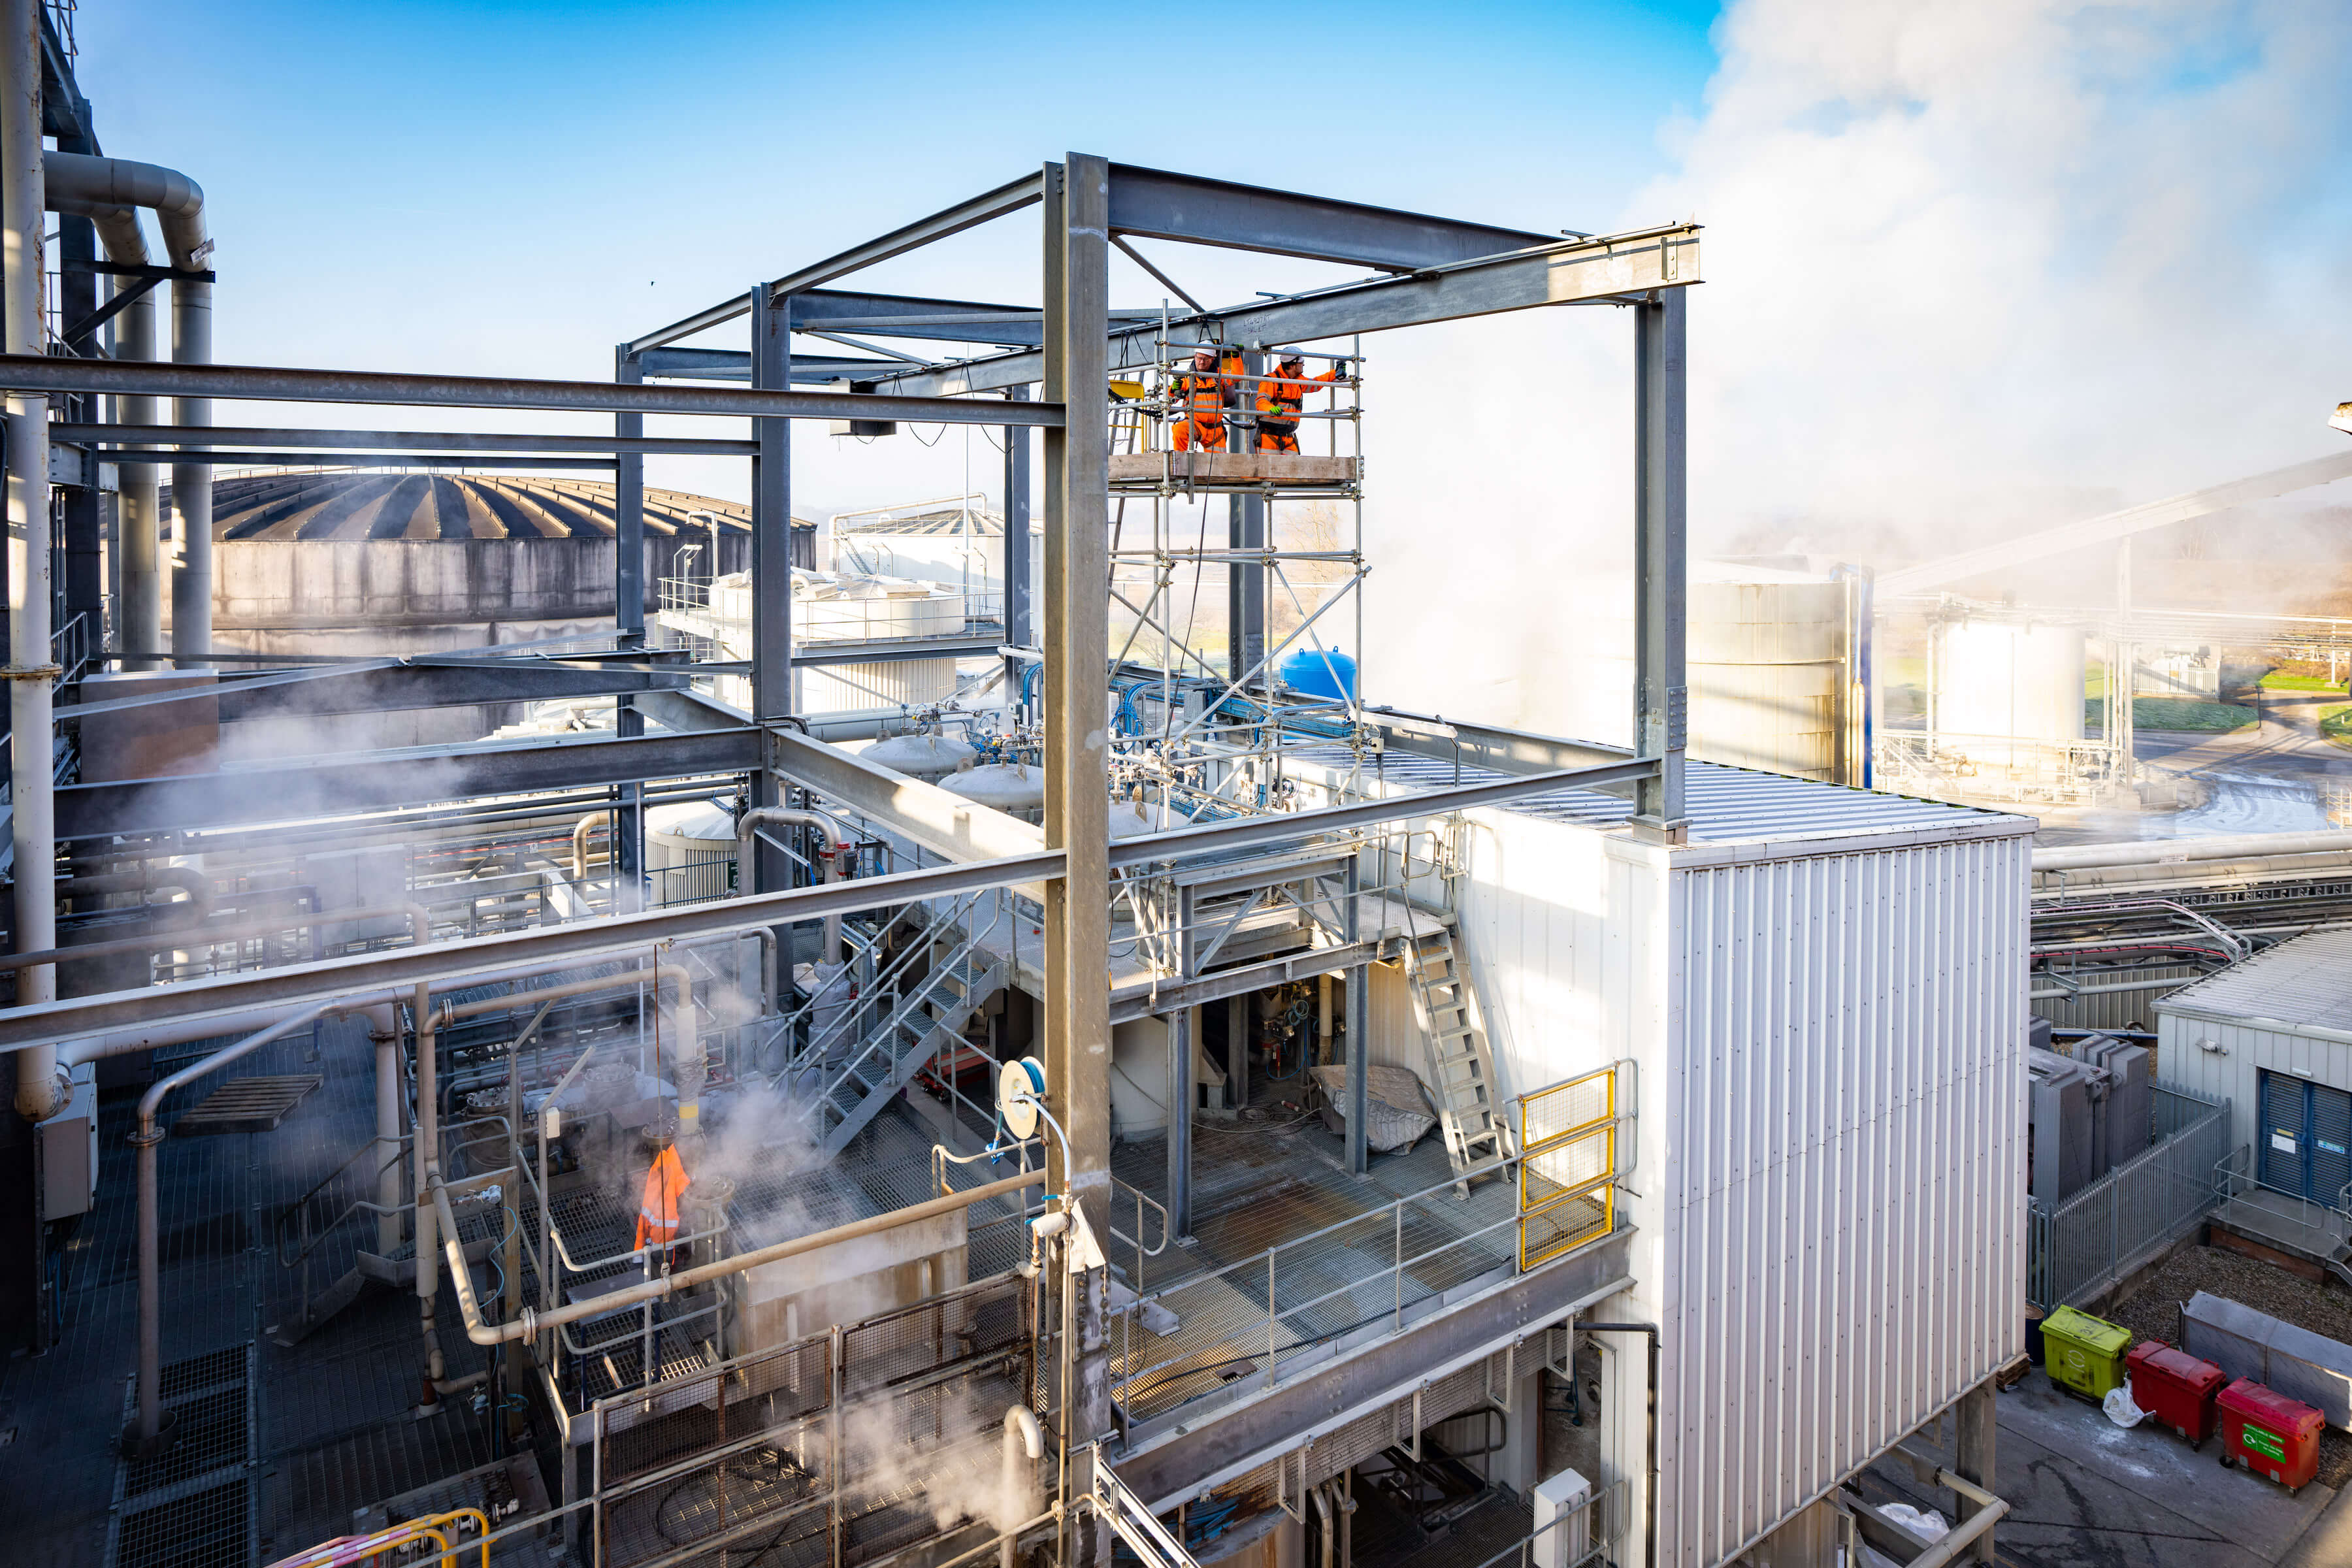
left=0, top=900, right=431, bottom=974
left=735, top=807, right=848, bottom=964
left=2033, top=829, right=2352, bottom=873
left=1001, top=1405, right=1045, bottom=1568
left=429, top=1166, right=1045, bottom=1346
left=131, top=1003, right=333, bottom=1450
left=571, top=815, right=606, bottom=883
left=366, top=1003, right=402, bottom=1257
left=39, top=152, right=167, bottom=666
left=39, top=148, right=212, bottom=663
left=1580, top=1322, right=1659, bottom=1568
left=1, top=0, right=57, bottom=1119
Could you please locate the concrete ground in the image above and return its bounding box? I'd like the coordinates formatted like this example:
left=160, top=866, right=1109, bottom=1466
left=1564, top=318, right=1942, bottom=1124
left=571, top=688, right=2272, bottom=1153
left=1863, top=1369, right=2348, bottom=1568
left=2029, top=687, right=2352, bottom=845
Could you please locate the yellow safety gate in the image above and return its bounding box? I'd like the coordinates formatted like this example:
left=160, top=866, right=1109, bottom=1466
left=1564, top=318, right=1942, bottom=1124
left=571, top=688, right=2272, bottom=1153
left=1516, top=1066, right=1618, bottom=1269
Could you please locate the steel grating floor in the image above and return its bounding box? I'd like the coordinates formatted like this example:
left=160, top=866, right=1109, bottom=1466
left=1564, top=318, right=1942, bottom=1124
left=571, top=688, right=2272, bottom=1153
left=1104, top=1087, right=1524, bottom=1424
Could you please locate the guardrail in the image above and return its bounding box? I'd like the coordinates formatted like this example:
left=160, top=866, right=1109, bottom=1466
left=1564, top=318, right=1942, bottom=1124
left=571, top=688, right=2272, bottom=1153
left=2027, top=1079, right=2230, bottom=1309
left=1107, top=1064, right=1630, bottom=1430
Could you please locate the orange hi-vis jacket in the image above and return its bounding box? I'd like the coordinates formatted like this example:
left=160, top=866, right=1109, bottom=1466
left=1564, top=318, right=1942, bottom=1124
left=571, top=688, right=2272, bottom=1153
left=634, top=1144, right=691, bottom=1251
left=1172, top=353, right=1243, bottom=451
left=1255, top=362, right=1341, bottom=451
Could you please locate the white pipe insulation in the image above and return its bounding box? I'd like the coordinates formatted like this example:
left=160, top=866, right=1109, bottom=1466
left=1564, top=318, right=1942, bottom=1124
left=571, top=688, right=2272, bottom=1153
left=39, top=149, right=213, bottom=665
left=2033, top=828, right=2352, bottom=874
left=3, top=0, right=58, bottom=1119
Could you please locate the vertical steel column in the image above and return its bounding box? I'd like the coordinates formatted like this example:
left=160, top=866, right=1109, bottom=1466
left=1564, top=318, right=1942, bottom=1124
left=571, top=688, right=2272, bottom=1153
left=1226, top=350, right=1266, bottom=689
left=1165, top=1005, right=1191, bottom=1237
left=748, top=286, right=794, bottom=894
left=612, top=346, right=647, bottom=909
left=1004, top=385, right=1033, bottom=657
left=1954, top=1379, right=1997, bottom=1563
left=1631, top=288, right=1686, bottom=839
left=1345, top=856, right=1368, bottom=1174
left=1041, top=157, right=1112, bottom=1235
left=1227, top=994, right=1248, bottom=1112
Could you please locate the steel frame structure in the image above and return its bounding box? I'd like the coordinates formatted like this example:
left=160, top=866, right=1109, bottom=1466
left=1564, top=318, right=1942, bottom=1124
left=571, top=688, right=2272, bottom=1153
left=1, top=135, right=1699, bottom=1567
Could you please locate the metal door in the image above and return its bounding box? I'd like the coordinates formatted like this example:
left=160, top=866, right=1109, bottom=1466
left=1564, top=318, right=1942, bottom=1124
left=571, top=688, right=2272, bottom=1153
left=2313, top=1083, right=2352, bottom=1209
left=2259, top=1070, right=2307, bottom=1195
left=2256, top=1070, right=2352, bottom=1205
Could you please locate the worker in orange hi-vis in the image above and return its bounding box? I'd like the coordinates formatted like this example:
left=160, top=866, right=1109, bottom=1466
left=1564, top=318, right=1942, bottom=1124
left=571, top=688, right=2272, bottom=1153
left=633, top=1140, right=692, bottom=1267
left=1171, top=344, right=1241, bottom=451
left=1255, top=350, right=1344, bottom=453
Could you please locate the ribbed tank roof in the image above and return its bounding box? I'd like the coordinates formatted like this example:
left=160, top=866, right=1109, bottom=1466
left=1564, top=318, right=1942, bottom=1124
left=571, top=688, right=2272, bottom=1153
left=165, top=472, right=808, bottom=543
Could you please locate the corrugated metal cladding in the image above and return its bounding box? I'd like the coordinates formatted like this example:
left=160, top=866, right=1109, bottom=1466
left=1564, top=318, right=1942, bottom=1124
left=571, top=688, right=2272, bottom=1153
left=1659, top=831, right=2031, bottom=1567
left=2032, top=965, right=2202, bottom=1036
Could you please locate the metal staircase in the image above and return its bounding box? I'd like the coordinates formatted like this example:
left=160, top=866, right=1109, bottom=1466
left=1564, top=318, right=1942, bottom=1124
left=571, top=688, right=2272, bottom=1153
left=1401, top=926, right=1512, bottom=1190
left=784, top=898, right=1006, bottom=1158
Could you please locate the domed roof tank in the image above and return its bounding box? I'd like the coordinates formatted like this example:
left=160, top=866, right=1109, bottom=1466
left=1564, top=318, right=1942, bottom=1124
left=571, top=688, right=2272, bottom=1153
left=863, top=732, right=977, bottom=783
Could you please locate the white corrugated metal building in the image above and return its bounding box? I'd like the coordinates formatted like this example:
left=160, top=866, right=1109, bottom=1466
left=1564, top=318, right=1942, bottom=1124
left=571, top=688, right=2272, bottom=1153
left=1292, top=750, right=2034, bottom=1566
left=2155, top=930, right=2352, bottom=1207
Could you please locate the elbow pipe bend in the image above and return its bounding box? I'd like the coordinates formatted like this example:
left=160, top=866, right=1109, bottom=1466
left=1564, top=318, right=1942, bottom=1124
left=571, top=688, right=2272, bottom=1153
left=1003, top=1404, right=1043, bottom=1460
left=42, top=150, right=208, bottom=269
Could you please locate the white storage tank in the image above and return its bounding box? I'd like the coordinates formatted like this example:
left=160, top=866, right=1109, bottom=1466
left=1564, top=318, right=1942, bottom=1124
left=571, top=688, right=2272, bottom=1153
left=1535, top=564, right=1861, bottom=783
left=943, top=762, right=1047, bottom=823
left=1933, top=620, right=2087, bottom=747
left=646, top=800, right=737, bottom=906
left=862, top=731, right=976, bottom=783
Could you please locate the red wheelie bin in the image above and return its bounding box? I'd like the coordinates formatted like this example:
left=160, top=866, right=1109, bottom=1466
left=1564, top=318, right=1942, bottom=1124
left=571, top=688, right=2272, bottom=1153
left=2216, top=1379, right=2325, bottom=1493
left=2125, top=1341, right=2225, bottom=1447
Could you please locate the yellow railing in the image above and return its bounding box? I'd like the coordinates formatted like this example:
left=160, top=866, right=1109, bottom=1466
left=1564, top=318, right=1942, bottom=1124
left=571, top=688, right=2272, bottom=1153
left=265, top=1508, right=489, bottom=1568
left=1516, top=1066, right=1618, bottom=1269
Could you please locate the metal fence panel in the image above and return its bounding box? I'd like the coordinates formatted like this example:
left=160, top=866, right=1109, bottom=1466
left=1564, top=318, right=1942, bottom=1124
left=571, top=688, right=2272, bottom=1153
left=2027, top=1081, right=2230, bottom=1309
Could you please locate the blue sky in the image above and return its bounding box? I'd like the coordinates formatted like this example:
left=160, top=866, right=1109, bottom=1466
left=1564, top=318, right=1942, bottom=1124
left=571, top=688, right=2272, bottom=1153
left=72, top=1, right=1722, bottom=381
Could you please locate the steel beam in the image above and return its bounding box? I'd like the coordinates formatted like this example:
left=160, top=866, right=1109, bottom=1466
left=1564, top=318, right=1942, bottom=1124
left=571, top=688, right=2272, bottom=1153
left=52, top=422, right=757, bottom=455
left=1166, top=1004, right=1192, bottom=1238
left=874, top=223, right=1702, bottom=398
left=54, top=728, right=757, bottom=839
left=769, top=727, right=1044, bottom=867
left=0, top=353, right=1066, bottom=427
left=1117, top=1231, right=1637, bottom=1509
left=0, top=846, right=1067, bottom=1053
left=1632, top=287, right=1688, bottom=837
left=1107, top=936, right=1397, bottom=1026
left=613, top=347, right=646, bottom=645
left=1104, top=757, right=1656, bottom=871
left=205, top=660, right=689, bottom=721
left=1106, top=163, right=1560, bottom=272
left=1044, top=155, right=1115, bottom=1239
left=626, top=174, right=1047, bottom=355
left=789, top=632, right=1005, bottom=666
left=633, top=347, right=906, bottom=383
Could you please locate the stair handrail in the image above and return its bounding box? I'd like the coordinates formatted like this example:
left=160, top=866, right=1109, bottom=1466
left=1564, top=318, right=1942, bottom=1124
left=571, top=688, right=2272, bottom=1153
left=802, top=922, right=994, bottom=1128
left=775, top=891, right=986, bottom=1085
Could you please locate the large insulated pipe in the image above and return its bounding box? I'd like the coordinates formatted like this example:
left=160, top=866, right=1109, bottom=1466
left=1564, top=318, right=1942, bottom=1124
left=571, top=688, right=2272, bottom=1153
left=131, top=1004, right=333, bottom=1449
left=2033, top=828, right=2352, bottom=874
left=39, top=155, right=161, bottom=666
left=38, top=149, right=211, bottom=664
left=735, top=808, right=846, bottom=964
left=3, top=0, right=61, bottom=1121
